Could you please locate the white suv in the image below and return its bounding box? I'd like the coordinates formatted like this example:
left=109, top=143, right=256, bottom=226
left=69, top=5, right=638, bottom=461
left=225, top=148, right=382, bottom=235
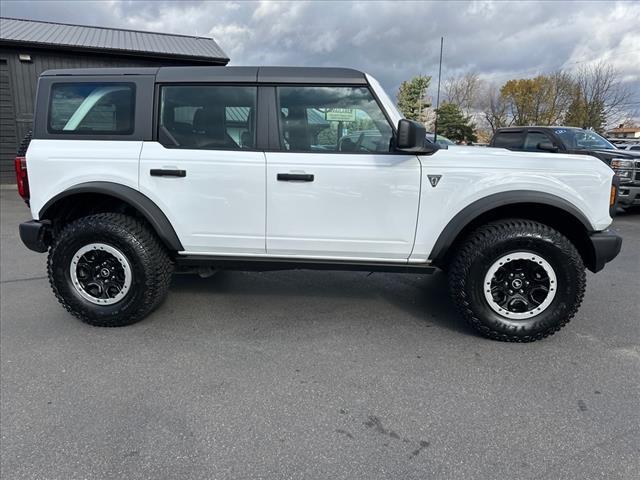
left=17, top=66, right=622, bottom=342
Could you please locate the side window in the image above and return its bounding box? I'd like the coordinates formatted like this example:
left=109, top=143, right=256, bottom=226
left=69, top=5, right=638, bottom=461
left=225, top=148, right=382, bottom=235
left=48, top=83, right=135, bottom=134
left=493, top=131, right=523, bottom=149
left=277, top=86, right=393, bottom=153
left=159, top=85, right=256, bottom=150
left=523, top=132, right=553, bottom=151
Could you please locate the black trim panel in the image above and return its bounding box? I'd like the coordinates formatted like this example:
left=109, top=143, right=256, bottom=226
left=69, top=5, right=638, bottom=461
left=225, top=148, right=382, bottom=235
left=41, top=66, right=368, bottom=84
left=156, top=66, right=258, bottom=83
left=588, top=229, right=622, bottom=272
left=176, top=255, right=436, bottom=274
left=42, top=67, right=161, bottom=77
left=429, top=191, right=594, bottom=262
left=39, top=182, right=184, bottom=251
left=257, top=67, right=366, bottom=85
left=19, top=220, right=51, bottom=253
left=256, top=85, right=278, bottom=150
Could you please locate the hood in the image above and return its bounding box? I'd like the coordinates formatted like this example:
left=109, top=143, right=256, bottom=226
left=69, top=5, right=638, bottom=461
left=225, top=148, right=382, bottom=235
left=570, top=148, right=640, bottom=160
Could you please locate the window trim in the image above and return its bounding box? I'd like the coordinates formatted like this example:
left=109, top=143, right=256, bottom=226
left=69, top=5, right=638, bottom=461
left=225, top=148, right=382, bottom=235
left=47, top=82, right=136, bottom=136
left=272, top=83, right=401, bottom=155
left=155, top=82, right=261, bottom=152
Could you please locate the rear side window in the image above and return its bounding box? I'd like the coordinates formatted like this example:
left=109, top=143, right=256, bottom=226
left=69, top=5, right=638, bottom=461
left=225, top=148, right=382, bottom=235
left=159, top=85, right=257, bottom=150
left=48, top=83, right=135, bottom=134
left=493, top=131, right=523, bottom=149
left=277, top=86, right=393, bottom=153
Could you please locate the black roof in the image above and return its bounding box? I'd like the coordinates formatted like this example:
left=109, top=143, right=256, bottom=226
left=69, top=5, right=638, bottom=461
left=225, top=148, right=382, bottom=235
left=40, top=66, right=368, bottom=84
left=0, top=17, right=228, bottom=64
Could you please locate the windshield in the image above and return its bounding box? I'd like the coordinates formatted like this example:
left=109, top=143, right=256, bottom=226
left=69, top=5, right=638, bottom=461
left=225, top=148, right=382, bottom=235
left=553, top=128, right=616, bottom=150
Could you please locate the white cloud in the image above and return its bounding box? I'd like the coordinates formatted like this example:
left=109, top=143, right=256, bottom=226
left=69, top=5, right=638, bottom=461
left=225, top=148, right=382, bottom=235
left=2, top=0, right=638, bottom=114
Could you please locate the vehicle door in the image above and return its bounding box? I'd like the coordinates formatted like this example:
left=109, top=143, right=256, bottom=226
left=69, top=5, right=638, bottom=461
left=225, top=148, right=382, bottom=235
left=264, top=85, right=421, bottom=261
left=139, top=84, right=266, bottom=254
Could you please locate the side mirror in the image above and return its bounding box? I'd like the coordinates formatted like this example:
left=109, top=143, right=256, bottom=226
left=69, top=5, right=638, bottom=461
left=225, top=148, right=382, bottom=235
left=537, top=141, right=558, bottom=153
left=397, top=119, right=437, bottom=153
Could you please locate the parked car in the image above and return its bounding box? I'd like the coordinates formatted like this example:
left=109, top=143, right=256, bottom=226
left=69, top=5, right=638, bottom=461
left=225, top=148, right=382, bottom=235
left=425, top=132, right=455, bottom=147
left=615, top=143, right=640, bottom=152
left=490, top=126, right=640, bottom=209
left=17, top=67, right=621, bottom=342
left=339, top=131, right=454, bottom=150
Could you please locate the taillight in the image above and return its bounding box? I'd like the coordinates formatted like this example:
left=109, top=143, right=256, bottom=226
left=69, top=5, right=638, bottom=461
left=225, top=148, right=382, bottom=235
left=15, top=156, right=30, bottom=201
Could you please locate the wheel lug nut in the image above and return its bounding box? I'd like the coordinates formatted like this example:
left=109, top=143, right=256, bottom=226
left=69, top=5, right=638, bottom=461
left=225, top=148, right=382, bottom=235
left=519, top=289, right=524, bottom=294
left=508, top=289, right=513, bottom=294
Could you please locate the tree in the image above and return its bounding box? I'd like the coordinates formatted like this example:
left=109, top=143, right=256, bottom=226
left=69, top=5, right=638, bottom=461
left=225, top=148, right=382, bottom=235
left=481, top=83, right=509, bottom=133
left=396, top=75, right=431, bottom=123
left=564, top=62, right=633, bottom=132
left=444, top=72, right=482, bottom=116
left=499, top=73, right=573, bottom=126
left=435, top=102, right=477, bottom=143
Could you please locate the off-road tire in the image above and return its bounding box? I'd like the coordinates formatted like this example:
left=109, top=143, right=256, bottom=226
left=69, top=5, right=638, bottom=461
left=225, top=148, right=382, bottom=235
left=48, top=213, right=173, bottom=327
left=448, top=219, right=586, bottom=342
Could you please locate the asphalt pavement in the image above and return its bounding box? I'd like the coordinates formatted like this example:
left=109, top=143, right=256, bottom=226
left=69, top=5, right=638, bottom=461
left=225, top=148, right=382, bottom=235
left=1, top=187, right=639, bottom=480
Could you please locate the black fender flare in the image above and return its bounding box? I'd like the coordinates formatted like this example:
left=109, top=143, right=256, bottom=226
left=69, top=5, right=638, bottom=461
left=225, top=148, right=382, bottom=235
left=428, top=190, right=593, bottom=263
left=39, top=182, right=184, bottom=251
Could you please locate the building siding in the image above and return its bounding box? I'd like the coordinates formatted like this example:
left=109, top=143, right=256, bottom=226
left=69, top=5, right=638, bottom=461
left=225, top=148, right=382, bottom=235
left=0, top=46, right=220, bottom=182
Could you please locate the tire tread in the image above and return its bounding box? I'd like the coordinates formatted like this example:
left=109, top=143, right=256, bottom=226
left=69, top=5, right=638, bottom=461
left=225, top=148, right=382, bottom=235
left=448, top=219, right=586, bottom=342
left=47, top=213, right=173, bottom=327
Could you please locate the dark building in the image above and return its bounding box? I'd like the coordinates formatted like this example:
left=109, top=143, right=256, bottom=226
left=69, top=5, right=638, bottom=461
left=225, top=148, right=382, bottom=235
left=0, top=17, right=229, bottom=182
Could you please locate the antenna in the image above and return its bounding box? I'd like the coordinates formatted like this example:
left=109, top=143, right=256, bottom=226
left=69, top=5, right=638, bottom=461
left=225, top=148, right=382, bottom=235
left=433, top=36, right=444, bottom=143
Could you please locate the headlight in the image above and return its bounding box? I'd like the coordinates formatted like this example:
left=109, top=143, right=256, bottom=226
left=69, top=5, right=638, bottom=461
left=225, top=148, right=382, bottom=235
left=610, top=158, right=634, bottom=169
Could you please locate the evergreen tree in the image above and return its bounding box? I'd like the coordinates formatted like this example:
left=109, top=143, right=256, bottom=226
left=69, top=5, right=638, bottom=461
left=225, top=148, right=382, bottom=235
left=396, top=75, right=432, bottom=123
left=435, top=103, right=477, bottom=143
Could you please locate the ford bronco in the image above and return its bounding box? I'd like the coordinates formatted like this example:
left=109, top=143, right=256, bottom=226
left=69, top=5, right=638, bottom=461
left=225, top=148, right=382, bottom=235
left=17, top=66, right=622, bottom=341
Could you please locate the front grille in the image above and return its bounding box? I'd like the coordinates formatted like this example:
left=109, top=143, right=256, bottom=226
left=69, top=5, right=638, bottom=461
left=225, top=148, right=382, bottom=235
left=636, top=171, right=640, bottom=182
left=636, top=160, right=640, bottom=169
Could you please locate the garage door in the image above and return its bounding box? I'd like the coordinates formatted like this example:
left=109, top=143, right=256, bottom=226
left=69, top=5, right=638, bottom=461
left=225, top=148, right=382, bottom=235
left=0, top=60, right=18, bottom=183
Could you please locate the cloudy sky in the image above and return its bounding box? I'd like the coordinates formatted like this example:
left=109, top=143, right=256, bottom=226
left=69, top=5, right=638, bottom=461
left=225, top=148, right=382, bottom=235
left=2, top=0, right=639, bottom=110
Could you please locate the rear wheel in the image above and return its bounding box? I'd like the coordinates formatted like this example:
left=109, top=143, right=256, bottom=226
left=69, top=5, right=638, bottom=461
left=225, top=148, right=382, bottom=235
left=48, top=213, right=173, bottom=327
left=448, top=219, right=586, bottom=342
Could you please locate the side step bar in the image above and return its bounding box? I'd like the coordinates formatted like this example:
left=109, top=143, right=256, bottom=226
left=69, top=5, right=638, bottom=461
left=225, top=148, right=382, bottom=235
left=175, top=255, right=437, bottom=274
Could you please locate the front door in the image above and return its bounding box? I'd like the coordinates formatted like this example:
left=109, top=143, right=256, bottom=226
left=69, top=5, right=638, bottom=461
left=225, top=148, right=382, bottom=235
left=139, top=84, right=266, bottom=255
left=265, top=85, right=421, bottom=261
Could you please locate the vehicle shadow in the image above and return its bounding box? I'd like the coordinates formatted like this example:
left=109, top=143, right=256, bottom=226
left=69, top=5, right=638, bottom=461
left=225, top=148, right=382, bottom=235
left=169, top=269, right=476, bottom=336
left=616, top=206, right=640, bottom=217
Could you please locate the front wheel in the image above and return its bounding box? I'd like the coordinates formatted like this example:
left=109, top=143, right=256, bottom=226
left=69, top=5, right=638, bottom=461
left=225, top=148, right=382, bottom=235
left=48, top=213, right=173, bottom=327
left=448, top=219, right=586, bottom=342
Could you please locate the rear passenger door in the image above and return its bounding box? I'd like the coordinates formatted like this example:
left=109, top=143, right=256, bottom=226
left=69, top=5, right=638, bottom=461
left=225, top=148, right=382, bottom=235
left=264, top=85, right=421, bottom=261
left=139, top=84, right=266, bottom=254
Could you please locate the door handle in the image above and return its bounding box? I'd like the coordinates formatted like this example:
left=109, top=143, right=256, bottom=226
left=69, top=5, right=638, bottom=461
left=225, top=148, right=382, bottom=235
left=150, top=169, right=186, bottom=177
left=277, top=173, right=314, bottom=182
